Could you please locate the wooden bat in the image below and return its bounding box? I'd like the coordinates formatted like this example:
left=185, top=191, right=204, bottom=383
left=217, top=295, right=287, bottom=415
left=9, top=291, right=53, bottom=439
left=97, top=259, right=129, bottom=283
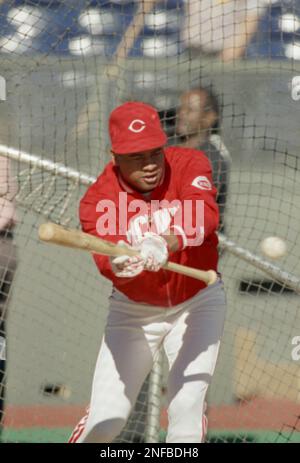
left=39, top=223, right=217, bottom=286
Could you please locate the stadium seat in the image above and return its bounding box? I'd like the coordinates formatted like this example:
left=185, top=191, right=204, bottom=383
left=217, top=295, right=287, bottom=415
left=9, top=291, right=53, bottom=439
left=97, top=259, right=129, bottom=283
left=78, top=6, right=122, bottom=36
left=0, top=3, right=52, bottom=55
left=130, top=34, right=181, bottom=58
left=259, top=5, right=283, bottom=36
left=143, top=7, right=183, bottom=35
left=246, top=40, right=287, bottom=60
left=0, top=4, right=15, bottom=37
left=245, top=2, right=300, bottom=60
left=58, top=33, right=119, bottom=57
left=159, top=0, right=184, bottom=9
left=86, top=0, right=137, bottom=30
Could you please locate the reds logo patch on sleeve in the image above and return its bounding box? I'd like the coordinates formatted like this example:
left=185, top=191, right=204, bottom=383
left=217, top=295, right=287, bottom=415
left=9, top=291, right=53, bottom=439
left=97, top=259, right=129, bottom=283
left=191, top=176, right=212, bottom=190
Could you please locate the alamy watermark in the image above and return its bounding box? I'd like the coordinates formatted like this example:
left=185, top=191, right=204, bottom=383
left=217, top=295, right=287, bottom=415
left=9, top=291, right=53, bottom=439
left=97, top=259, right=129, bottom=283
left=291, top=336, right=300, bottom=361
left=95, top=192, right=205, bottom=247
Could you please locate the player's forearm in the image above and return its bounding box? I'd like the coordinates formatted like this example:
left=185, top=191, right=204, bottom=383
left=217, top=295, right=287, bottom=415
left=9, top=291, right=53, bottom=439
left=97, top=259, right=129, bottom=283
left=0, top=199, right=16, bottom=230
left=162, top=231, right=181, bottom=254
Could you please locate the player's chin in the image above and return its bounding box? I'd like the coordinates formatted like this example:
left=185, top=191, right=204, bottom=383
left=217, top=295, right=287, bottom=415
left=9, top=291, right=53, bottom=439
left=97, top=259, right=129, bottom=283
left=138, top=182, right=158, bottom=192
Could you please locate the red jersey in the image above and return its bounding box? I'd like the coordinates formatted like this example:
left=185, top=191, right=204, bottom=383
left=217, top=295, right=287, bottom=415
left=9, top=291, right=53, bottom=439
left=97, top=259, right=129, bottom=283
left=79, top=147, right=219, bottom=307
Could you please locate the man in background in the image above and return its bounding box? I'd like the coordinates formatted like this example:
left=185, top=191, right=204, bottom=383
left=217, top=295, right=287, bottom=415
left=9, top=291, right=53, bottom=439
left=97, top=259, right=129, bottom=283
left=176, top=87, right=231, bottom=233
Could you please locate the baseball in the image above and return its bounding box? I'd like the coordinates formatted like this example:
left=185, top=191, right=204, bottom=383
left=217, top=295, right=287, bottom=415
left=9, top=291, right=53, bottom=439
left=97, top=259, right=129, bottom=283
left=57, top=385, right=72, bottom=400
left=260, top=236, right=287, bottom=260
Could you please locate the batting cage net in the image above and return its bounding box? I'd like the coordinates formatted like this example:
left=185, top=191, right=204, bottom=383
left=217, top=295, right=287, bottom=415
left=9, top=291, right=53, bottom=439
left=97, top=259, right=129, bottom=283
left=0, top=0, right=300, bottom=444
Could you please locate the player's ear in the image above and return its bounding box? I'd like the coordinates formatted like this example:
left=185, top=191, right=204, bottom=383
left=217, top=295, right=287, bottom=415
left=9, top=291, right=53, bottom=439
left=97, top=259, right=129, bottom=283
left=110, top=150, right=117, bottom=165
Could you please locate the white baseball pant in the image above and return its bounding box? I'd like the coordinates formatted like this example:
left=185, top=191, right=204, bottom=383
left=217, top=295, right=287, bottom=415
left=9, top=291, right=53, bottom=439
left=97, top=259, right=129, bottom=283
left=70, top=278, right=227, bottom=443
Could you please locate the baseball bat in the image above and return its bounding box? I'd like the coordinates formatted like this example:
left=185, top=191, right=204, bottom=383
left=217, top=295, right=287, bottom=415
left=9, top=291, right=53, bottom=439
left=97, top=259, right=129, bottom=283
left=38, top=223, right=217, bottom=285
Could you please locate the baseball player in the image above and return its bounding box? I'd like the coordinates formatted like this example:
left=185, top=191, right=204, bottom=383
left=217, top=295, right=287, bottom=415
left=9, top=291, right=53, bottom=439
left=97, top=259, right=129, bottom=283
left=69, top=101, right=227, bottom=443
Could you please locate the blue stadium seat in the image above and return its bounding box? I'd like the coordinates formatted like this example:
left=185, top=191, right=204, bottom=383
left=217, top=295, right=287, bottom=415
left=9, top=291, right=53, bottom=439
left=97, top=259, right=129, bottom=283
left=157, top=0, right=184, bottom=9
left=84, top=1, right=136, bottom=33
left=143, top=7, right=183, bottom=35
left=46, top=7, right=84, bottom=37
left=51, top=33, right=119, bottom=56
left=246, top=40, right=288, bottom=60
left=129, top=33, right=181, bottom=58
left=78, top=6, right=123, bottom=36
left=87, top=0, right=136, bottom=13
left=0, top=2, right=53, bottom=54
left=259, top=6, right=283, bottom=35
left=246, top=2, right=300, bottom=60
left=0, top=4, right=15, bottom=37
left=258, top=3, right=300, bottom=37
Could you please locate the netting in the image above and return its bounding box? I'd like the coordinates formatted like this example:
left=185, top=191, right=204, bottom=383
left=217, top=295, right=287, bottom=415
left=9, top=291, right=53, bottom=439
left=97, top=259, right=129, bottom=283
left=0, top=0, right=300, bottom=444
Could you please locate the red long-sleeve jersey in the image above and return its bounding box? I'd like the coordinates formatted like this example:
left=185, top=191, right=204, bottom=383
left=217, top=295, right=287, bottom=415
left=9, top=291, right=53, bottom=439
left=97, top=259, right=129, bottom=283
left=79, top=146, right=219, bottom=307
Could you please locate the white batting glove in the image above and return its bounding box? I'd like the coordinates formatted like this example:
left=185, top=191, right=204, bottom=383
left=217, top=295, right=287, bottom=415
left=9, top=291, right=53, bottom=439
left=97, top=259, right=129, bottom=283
left=110, top=241, right=145, bottom=278
left=138, top=232, right=168, bottom=272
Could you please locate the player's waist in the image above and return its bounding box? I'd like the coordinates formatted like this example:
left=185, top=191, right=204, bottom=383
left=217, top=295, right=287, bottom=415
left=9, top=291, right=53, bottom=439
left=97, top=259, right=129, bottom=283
left=110, top=275, right=223, bottom=313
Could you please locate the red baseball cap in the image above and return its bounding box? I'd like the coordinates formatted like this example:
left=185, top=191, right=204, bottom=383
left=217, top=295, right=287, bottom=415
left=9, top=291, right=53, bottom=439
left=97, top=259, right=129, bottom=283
left=109, top=101, right=167, bottom=155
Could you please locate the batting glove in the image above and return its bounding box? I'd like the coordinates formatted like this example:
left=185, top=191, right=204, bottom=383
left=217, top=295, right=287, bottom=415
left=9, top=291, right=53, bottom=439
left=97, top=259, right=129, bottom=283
left=110, top=240, right=145, bottom=278
left=138, top=232, right=168, bottom=272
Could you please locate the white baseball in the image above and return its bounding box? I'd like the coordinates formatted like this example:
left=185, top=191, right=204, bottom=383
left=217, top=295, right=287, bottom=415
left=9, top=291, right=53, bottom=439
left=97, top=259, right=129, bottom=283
left=58, top=385, right=72, bottom=400
left=260, top=236, right=287, bottom=260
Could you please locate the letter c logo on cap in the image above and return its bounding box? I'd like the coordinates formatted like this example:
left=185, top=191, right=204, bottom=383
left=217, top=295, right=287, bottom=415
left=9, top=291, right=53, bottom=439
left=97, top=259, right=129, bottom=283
left=128, top=119, right=146, bottom=133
